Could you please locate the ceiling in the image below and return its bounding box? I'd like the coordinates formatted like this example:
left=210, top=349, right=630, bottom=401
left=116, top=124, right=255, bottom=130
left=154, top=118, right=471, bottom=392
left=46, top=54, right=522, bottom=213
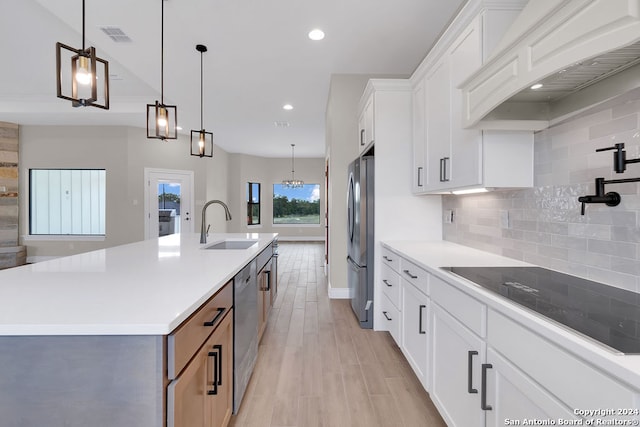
left=0, top=0, right=465, bottom=158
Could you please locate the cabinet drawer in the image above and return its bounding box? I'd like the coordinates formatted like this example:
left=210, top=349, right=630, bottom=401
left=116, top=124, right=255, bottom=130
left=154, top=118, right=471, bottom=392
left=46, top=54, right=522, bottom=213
left=381, top=263, right=401, bottom=309
left=399, top=258, right=428, bottom=294
left=380, top=293, right=400, bottom=346
left=168, top=281, right=233, bottom=379
left=380, top=246, right=400, bottom=273
left=488, top=309, right=638, bottom=413
left=431, top=274, right=486, bottom=337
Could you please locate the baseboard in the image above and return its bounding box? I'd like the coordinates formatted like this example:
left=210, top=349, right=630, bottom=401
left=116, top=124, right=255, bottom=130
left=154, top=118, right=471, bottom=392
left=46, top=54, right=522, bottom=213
left=276, top=236, right=325, bottom=242
left=26, top=256, right=59, bottom=263
left=328, top=280, right=352, bottom=299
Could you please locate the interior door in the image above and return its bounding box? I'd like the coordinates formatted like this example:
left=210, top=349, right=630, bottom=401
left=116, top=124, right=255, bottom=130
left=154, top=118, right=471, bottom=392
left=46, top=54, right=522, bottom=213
left=145, top=169, right=194, bottom=239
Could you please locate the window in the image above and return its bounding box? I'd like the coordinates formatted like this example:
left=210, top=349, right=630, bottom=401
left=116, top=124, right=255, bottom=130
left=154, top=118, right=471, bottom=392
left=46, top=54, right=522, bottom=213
left=29, top=169, right=106, bottom=235
left=273, top=184, right=320, bottom=225
left=247, top=182, right=260, bottom=225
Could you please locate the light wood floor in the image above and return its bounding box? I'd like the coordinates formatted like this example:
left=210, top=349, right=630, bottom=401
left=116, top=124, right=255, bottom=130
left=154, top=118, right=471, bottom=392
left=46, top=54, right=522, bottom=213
left=229, top=242, right=446, bottom=427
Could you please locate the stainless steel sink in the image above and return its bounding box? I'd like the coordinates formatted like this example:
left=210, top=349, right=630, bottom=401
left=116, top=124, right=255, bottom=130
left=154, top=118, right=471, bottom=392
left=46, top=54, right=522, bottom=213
left=203, top=240, right=258, bottom=250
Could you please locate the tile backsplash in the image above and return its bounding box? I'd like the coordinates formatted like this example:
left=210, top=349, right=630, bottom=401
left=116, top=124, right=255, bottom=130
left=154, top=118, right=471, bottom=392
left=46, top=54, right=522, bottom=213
left=443, top=96, right=640, bottom=293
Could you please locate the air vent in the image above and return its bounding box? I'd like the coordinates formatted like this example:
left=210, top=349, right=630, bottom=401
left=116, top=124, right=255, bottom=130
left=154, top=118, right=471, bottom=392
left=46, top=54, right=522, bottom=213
left=100, top=27, right=132, bottom=43
left=274, top=121, right=290, bottom=128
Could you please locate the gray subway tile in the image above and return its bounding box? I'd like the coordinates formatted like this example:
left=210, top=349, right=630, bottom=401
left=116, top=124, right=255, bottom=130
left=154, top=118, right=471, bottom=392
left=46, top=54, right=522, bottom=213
left=589, top=115, right=638, bottom=140
left=588, top=239, right=637, bottom=259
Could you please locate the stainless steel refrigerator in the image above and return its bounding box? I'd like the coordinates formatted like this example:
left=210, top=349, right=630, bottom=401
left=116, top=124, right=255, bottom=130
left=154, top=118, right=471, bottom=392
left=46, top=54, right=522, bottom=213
left=346, top=155, right=374, bottom=328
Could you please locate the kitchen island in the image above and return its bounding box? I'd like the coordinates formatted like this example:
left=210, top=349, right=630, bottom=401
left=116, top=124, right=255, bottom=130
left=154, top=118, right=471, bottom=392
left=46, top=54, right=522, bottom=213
left=0, top=232, right=277, bottom=427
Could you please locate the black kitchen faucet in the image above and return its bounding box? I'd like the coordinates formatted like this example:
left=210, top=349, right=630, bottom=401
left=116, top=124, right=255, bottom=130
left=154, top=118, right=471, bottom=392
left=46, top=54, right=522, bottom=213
left=578, top=143, right=640, bottom=215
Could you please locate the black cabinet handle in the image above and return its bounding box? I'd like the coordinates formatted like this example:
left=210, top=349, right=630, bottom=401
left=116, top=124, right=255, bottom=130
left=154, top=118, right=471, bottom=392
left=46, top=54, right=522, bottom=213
left=481, top=363, right=493, bottom=410
left=417, top=167, right=423, bottom=187
left=360, top=129, right=365, bottom=146
left=265, top=270, right=271, bottom=291
left=419, top=305, right=426, bottom=334
left=207, top=350, right=218, bottom=395
left=203, top=307, right=226, bottom=327
left=403, top=269, right=418, bottom=279
left=383, top=255, right=393, bottom=262
left=383, top=279, right=392, bottom=287
left=383, top=311, right=392, bottom=321
left=468, top=351, right=478, bottom=394
left=213, top=344, right=222, bottom=386
left=443, top=157, right=449, bottom=182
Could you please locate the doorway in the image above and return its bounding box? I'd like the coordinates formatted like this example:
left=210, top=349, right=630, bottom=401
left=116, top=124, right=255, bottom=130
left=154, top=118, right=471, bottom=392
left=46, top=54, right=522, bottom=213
left=144, top=168, right=195, bottom=239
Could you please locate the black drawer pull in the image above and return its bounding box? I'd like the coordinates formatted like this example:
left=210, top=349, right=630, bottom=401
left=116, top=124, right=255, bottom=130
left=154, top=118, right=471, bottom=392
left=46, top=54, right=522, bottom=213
left=203, top=307, right=226, bottom=327
left=468, top=351, right=478, bottom=394
left=265, top=270, right=271, bottom=291
left=382, top=311, right=392, bottom=321
left=403, top=270, right=418, bottom=279
left=383, top=279, right=392, bottom=287
left=383, top=255, right=393, bottom=262
left=419, top=305, right=426, bottom=334
left=481, top=363, right=493, bottom=410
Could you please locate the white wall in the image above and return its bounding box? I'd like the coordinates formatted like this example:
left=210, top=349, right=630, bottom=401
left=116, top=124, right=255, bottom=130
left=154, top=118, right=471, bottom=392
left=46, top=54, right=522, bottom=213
left=325, top=75, right=371, bottom=293
left=226, top=153, right=325, bottom=239
left=19, top=125, right=229, bottom=258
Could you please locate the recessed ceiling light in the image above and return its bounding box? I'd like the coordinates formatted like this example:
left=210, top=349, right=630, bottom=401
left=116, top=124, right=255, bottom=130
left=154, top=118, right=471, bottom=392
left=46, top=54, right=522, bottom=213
left=308, top=29, right=325, bottom=41
left=530, top=83, right=543, bottom=90
left=283, top=104, right=294, bottom=111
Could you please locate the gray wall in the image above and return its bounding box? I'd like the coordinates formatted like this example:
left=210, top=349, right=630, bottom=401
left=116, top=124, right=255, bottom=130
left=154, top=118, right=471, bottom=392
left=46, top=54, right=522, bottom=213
left=443, top=94, right=640, bottom=292
left=19, top=125, right=229, bottom=258
left=226, top=153, right=325, bottom=239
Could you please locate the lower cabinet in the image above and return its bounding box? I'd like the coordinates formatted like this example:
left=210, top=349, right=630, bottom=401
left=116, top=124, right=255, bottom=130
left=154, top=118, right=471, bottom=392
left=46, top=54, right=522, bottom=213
left=167, top=282, right=234, bottom=427
left=401, top=280, right=429, bottom=388
left=168, top=309, right=233, bottom=427
left=431, top=303, right=485, bottom=427
left=484, top=347, right=577, bottom=426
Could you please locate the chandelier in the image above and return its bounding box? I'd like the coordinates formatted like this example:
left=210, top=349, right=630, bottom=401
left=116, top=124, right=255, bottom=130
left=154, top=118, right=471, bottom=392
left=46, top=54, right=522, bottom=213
left=282, top=144, right=304, bottom=188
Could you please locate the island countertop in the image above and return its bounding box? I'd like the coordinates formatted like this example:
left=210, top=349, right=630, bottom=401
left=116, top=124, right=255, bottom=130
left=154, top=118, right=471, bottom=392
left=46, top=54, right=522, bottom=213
left=0, top=233, right=277, bottom=336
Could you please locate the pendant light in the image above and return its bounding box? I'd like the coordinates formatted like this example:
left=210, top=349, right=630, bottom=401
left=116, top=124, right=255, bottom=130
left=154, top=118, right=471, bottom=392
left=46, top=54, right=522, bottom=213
left=55, top=0, right=109, bottom=109
left=282, top=144, right=304, bottom=188
left=147, top=0, right=177, bottom=140
left=190, top=44, right=213, bottom=157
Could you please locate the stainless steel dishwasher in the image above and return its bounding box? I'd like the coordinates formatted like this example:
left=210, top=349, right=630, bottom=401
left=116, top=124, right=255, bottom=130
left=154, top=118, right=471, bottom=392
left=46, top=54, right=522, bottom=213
left=233, top=259, right=257, bottom=413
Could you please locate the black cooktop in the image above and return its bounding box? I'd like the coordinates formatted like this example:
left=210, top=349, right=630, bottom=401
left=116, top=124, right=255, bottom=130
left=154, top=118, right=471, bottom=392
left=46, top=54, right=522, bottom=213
left=442, top=267, right=640, bottom=354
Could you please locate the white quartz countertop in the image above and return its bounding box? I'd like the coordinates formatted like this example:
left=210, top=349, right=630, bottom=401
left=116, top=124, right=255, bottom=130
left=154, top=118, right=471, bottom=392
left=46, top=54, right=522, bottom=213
left=0, top=233, right=277, bottom=336
left=382, top=240, right=640, bottom=390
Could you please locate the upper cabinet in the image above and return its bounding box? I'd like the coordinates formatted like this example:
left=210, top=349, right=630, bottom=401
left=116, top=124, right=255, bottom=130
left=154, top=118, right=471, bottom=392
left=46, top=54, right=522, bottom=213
left=459, top=0, right=640, bottom=130
left=358, top=93, right=375, bottom=154
left=412, top=1, right=533, bottom=194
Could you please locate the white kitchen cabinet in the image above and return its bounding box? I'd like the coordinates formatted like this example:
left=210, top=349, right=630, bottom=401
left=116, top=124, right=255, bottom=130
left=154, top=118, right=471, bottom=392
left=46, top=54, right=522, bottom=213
left=379, top=292, right=400, bottom=345
left=431, top=302, right=486, bottom=427
left=411, top=79, right=426, bottom=193
left=488, top=309, right=640, bottom=419
left=357, top=93, right=374, bottom=153
left=401, top=279, right=429, bottom=389
left=484, top=347, right=578, bottom=426
left=412, top=7, right=533, bottom=194
left=424, top=56, right=452, bottom=191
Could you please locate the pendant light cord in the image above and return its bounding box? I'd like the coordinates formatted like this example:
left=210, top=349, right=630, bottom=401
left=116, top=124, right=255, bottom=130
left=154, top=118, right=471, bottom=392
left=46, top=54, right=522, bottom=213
left=160, top=0, right=164, bottom=103
left=200, top=49, right=204, bottom=129
left=81, top=0, right=85, bottom=50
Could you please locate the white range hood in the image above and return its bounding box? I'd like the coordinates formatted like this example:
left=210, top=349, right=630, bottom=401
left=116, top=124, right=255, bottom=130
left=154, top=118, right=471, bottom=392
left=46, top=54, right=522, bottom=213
left=459, top=0, right=640, bottom=130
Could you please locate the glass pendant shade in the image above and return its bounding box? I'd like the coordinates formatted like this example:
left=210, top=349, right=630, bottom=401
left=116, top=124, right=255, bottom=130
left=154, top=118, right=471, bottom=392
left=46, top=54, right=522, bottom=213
left=190, top=129, right=213, bottom=157
left=190, top=44, right=213, bottom=157
left=147, top=101, right=178, bottom=140
left=282, top=144, right=304, bottom=188
left=147, top=0, right=178, bottom=140
left=55, top=1, right=109, bottom=109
